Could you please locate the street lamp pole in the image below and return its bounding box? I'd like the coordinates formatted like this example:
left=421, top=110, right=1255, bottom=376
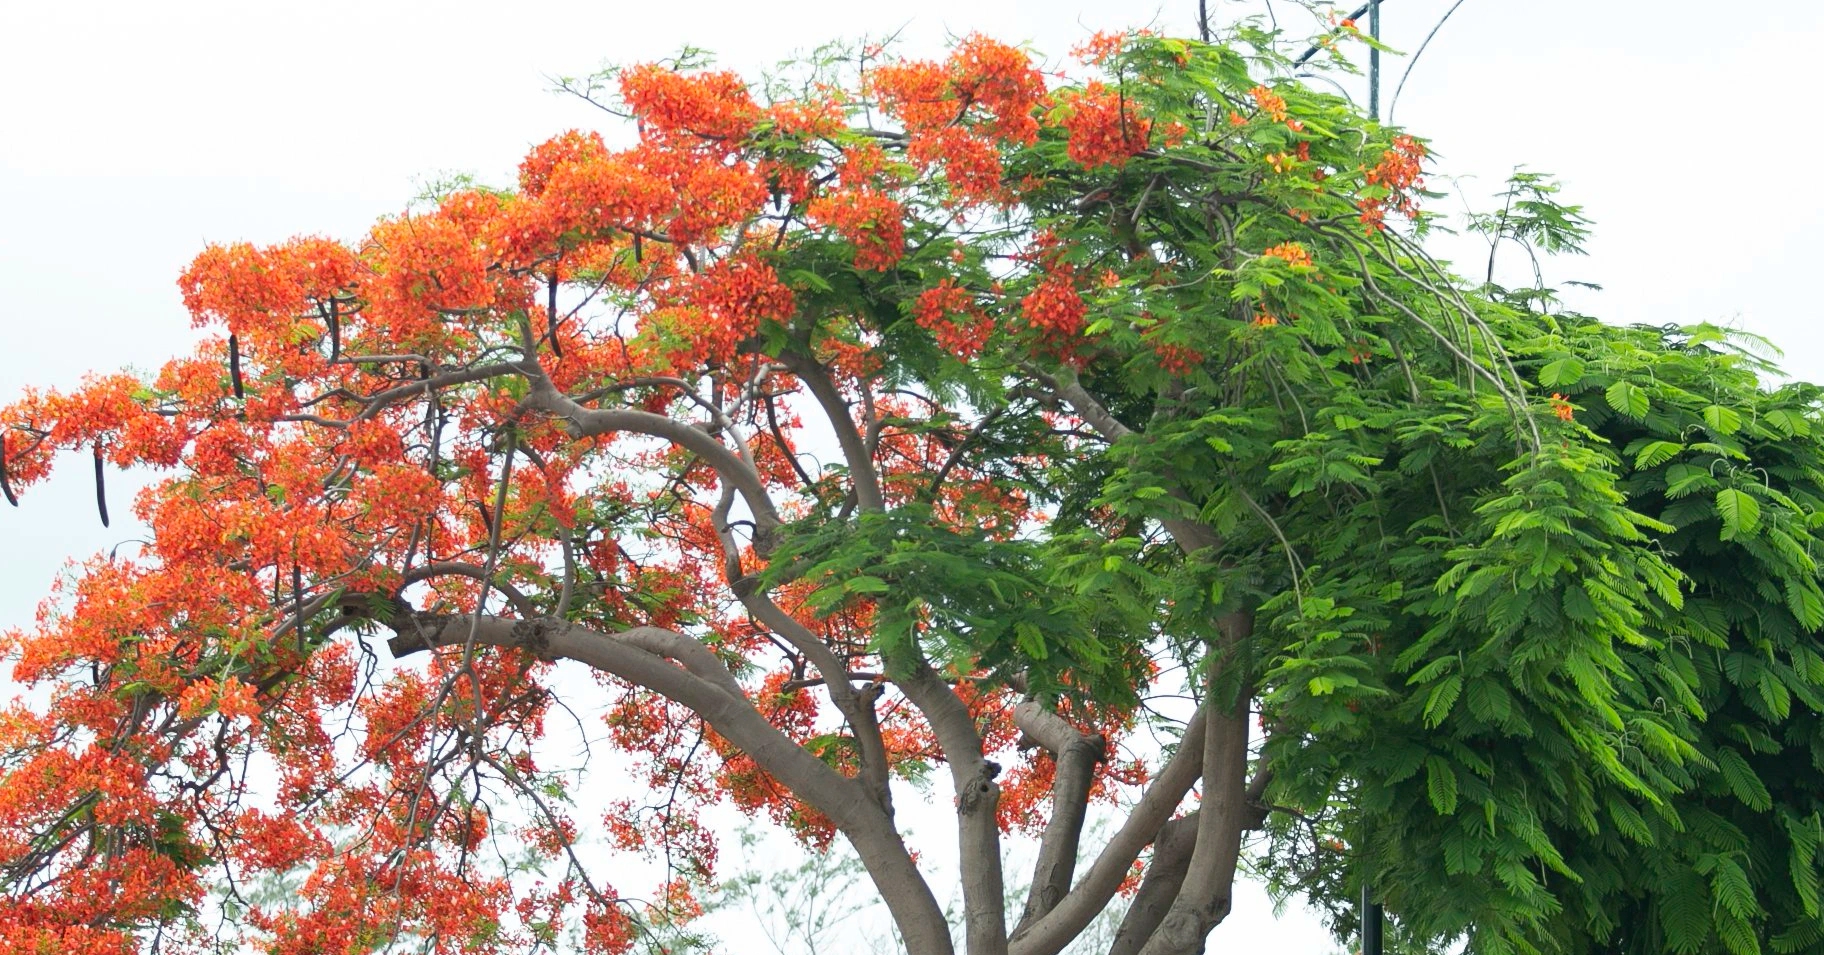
left=1364, top=0, right=1386, bottom=939
left=1368, top=0, right=1382, bottom=119
left=1362, top=883, right=1385, bottom=955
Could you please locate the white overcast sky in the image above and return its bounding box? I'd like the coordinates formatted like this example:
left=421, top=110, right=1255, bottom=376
left=3, top=1, right=1822, bottom=949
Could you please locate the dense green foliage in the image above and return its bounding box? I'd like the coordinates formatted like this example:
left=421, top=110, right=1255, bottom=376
left=3, top=14, right=1820, bottom=955
left=1001, top=33, right=1824, bottom=955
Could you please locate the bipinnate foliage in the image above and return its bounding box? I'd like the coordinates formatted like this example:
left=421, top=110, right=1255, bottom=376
left=0, top=16, right=1819, bottom=955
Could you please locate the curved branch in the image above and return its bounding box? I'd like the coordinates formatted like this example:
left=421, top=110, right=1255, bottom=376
left=1106, top=759, right=1276, bottom=955
left=526, top=377, right=784, bottom=552
left=1012, top=699, right=1105, bottom=934
left=1009, top=709, right=1208, bottom=955
left=780, top=349, right=884, bottom=513
left=1042, top=372, right=1221, bottom=555
left=353, top=363, right=525, bottom=423
left=1106, top=811, right=1199, bottom=955
left=380, top=612, right=953, bottom=954
left=896, top=661, right=1008, bottom=955
left=1134, top=612, right=1256, bottom=955
left=738, top=587, right=898, bottom=821
left=402, top=562, right=541, bottom=620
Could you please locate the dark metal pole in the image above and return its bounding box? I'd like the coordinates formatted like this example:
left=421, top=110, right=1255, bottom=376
left=1367, top=0, right=1382, bottom=120
left=1362, top=883, right=1385, bottom=955
left=1364, top=6, right=1388, bottom=949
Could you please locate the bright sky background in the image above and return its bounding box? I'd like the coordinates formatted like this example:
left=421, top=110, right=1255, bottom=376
left=4, top=1, right=1822, bottom=951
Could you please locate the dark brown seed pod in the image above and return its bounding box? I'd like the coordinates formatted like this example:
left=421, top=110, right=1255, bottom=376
left=93, top=443, right=109, bottom=528
left=293, top=562, right=306, bottom=652
left=328, top=300, right=341, bottom=362
left=0, top=437, right=18, bottom=507
left=229, top=333, right=246, bottom=399
left=548, top=271, right=564, bottom=358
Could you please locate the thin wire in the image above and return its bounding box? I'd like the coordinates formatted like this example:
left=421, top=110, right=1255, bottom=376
left=1387, top=0, right=1472, bottom=125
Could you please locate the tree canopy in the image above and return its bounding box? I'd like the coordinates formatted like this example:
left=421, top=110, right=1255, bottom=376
left=2, top=19, right=1821, bottom=955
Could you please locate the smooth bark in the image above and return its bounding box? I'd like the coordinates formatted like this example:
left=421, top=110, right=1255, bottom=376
left=1012, top=700, right=1105, bottom=934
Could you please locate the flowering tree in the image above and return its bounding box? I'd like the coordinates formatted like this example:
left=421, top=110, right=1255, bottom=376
left=4, top=19, right=1823, bottom=955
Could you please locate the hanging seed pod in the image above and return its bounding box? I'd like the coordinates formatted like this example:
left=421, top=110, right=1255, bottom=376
left=327, top=299, right=341, bottom=362
left=0, top=436, right=18, bottom=507
left=228, top=333, right=246, bottom=399
left=93, top=443, right=109, bottom=527
left=633, top=233, right=643, bottom=263
left=548, top=271, right=564, bottom=358
left=293, top=562, right=306, bottom=653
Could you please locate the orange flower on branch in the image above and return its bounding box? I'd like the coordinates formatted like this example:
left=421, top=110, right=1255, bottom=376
left=1059, top=81, right=1151, bottom=169
left=870, top=35, right=1046, bottom=206
left=618, top=65, right=760, bottom=144
left=1021, top=264, right=1089, bottom=340
left=1248, top=84, right=1289, bottom=123
left=1262, top=242, right=1314, bottom=268
left=807, top=187, right=907, bottom=270
left=914, top=279, right=994, bottom=358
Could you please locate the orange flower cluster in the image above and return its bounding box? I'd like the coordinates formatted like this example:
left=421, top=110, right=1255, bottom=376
left=1072, top=30, right=1129, bottom=66
left=1248, top=84, right=1288, bottom=123
left=1022, top=266, right=1088, bottom=340
left=1151, top=341, right=1206, bottom=375
left=1262, top=242, right=1313, bottom=268
left=1550, top=393, right=1576, bottom=421
left=1368, top=134, right=1427, bottom=192
left=1359, top=134, right=1428, bottom=232
left=806, top=187, right=907, bottom=270
left=619, top=65, right=760, bottom=143
left=914, top=279, right=994, bottom=358
left=1060, top=81, right=1151, bottom=169
left=517, top=129, right=609, bottom=196
left=870, top=35, right=1047, bottom=204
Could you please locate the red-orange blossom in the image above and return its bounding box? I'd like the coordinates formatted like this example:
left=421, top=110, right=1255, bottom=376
left=0, top=27, right=1432, bottom=955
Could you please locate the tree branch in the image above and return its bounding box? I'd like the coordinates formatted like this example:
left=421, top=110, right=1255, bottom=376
left=526, top=376, right=784, bottom=553
left=1134, top=612, right=1255, bottom=955
left=401, top=562, right=540, bottom=620
left=380, top=612, right=954, bottom=954
left=780, top=349, right=884, bottom=513
left=1106, top=811, right=1199, bottom=955
left=1009, top=709, right=1208, bottom=955
left=1042, top=371, right=1221, bottom=554
left=1011, top=699, right=1105, bottom=934
left=896, top=661, right=1008, bottom=955
left=736, top=586, right=897, bottom=820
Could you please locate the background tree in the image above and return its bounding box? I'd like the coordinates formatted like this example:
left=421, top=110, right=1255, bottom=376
left=1, top=17, right=1820, bottom=955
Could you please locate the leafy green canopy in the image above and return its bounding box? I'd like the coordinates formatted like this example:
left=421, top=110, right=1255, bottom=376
left=0, top=16, right=1818, bottom=955
left=1001, top=31, right=1824, bottom=955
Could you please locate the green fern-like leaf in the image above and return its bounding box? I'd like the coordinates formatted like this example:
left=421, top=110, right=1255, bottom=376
left=1717, top=488, right=1762, bottom=540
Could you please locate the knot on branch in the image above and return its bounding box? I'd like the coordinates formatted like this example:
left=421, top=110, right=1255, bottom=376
left=511, top=616, right=567, bottom=662
left=385, top=612, right=452, bottom=658
left=958, top=760, right=1002, bottom=814
left=751, top=523, right=780, bottom=558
